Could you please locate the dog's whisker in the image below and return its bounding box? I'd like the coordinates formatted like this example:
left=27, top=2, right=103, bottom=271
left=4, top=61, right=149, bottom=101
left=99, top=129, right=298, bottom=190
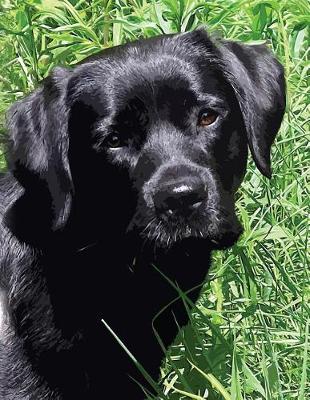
left=142, top=218, right=156, bottom=234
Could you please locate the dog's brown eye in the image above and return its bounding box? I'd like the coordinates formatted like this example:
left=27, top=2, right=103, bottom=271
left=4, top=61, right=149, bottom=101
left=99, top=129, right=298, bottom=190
left=198, top=111, right=218, bottom=127
left=106, top=134, right=122, bottom=149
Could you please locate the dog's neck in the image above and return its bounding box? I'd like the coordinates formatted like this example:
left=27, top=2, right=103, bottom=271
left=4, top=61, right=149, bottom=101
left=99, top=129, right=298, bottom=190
left=8, top=230, right=211, bottom=332
left=3, top=197, right=212, bottom=396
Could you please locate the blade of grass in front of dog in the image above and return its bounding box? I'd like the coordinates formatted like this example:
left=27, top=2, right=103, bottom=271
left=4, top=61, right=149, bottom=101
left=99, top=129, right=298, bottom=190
left=151, top=291, right=196, bottom=394
left=164, top=387, right=206, bottom=400
left=187, top=359, right=232, bottom=400
left=101, top=318, right=165, bottom=398
left=127, top=375, right=159, bottom=400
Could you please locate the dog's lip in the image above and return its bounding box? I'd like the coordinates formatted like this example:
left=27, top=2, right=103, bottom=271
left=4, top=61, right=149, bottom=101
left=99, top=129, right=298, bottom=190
left=134, top=219, right=241, bottom=251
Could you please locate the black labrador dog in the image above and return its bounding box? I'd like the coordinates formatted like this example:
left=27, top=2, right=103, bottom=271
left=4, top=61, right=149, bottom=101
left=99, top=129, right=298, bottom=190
left=0, top=29, right=285, bottom=399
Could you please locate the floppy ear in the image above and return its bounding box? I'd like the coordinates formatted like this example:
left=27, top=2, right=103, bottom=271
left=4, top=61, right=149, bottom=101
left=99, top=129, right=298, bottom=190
left=218, top=40, right=286, bottom=178
left=5, top=67, right=73, bottom=244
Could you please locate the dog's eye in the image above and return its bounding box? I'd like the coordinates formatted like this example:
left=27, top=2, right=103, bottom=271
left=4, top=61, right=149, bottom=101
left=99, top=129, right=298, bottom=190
left=198, top=111, right=218, bottom=127
left=106, top=134, right=123, bottom=149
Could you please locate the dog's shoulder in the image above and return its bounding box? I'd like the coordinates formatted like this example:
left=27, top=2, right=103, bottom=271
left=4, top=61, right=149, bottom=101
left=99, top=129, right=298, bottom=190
left=0, top=173, right=22, bottom=219
left=0, top=173, right=26, bottom=280
left=0, top=173, right=22, bottom=252
left=0, top=174, right=30, bottom=343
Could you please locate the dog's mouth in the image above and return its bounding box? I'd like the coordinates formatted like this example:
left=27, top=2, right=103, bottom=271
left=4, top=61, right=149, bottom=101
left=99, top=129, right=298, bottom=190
left=136, top=207, right=243, bottom=251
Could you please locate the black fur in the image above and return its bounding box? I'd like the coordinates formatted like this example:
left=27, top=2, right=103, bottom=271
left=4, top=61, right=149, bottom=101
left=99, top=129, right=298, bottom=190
left=0, top=29, right=285, bottom=399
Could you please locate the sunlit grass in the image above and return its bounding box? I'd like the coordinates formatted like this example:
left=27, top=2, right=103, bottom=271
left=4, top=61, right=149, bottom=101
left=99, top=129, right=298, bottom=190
left=0, top=1, right=309, bottom=398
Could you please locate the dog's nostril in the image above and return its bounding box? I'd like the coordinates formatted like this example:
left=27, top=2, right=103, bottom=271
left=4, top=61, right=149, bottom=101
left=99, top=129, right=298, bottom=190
left=153, top=182, right=206, bottom=216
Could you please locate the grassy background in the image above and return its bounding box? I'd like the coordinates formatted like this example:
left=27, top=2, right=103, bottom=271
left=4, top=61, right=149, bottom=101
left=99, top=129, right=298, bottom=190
left=0, top=1, right=309, bottom=399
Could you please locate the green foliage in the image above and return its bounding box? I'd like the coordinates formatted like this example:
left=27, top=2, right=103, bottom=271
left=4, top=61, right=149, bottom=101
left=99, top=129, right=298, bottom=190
left=0, top=1, right=309, bottom=398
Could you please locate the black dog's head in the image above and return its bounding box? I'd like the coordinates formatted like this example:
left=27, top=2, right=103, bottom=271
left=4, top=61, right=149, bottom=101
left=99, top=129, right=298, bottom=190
left=5, top=29, right=285, bottom=252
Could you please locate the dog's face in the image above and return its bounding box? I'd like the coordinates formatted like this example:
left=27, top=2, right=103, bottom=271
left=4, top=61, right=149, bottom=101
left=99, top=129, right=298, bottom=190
left=5, top=30, right=285, bottom=251
left=71, top=51, right=248, bottom=249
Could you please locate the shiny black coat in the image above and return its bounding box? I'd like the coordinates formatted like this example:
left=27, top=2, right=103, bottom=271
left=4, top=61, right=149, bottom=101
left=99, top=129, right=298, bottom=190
left=0, top=29, right=285, bottom=399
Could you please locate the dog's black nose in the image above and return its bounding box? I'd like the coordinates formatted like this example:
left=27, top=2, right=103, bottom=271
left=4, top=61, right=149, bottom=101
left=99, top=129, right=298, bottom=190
left=153, top=182, right=206, bottom=217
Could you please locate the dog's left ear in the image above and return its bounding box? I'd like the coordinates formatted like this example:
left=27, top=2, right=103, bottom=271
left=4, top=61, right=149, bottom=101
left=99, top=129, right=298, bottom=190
left=5, top=67, right=73, bottom=244
left=218, top=40, right=286, bottom=178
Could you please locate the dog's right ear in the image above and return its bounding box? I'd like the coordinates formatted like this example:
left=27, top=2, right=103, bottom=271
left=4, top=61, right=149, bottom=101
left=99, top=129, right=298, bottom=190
left=5, top=67, right=73, bottom=245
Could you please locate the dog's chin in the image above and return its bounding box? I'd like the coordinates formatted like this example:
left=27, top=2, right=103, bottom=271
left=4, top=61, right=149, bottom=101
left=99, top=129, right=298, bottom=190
left=139, top=216, right=243, bottom=251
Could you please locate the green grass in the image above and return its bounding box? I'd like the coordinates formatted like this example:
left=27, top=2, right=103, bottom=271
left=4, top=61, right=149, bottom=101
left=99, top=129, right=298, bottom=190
left=0, top=1, right=309, bottom=399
